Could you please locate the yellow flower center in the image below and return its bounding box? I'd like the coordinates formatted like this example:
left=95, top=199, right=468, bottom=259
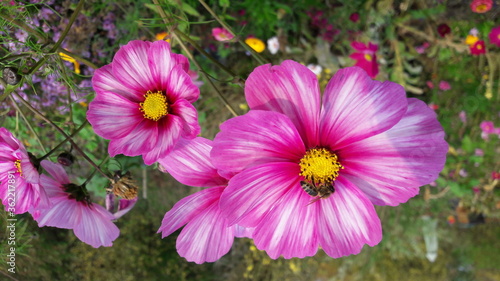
left=477, top=44, right=482, bottom=50
left=364, top=54, right=372, bottom=61
left=299, top=148, right=343, bottom=184
left=476, top=4, right=487, bottom=12
left=139, top=91, right=169, bottom=121
left=14, top=159, right=22, bottom=176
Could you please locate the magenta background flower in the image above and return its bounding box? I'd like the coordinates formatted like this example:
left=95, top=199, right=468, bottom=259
left=480, top=121, right=495, bottom=134
left=87, top=40, right=200, bottom=165
left=211, top=61, right=448, bottom=259
left=212, top=27, right=234, bottom=41
left=489, top=26, right=500, bottom=47
left=349, top=41, right=379, bottom=78
left=0, top=128, right=48, bottom=214
left=437, top=24, right=451, bottom=37
left=31, top=160, right=119, bottom=248
left=349, top=13, right=360, bottom=23
left=157, top=137, right=250, bottom=264
left=427, top=81, right=434, bottom=89
left=470, top=0, right=493, bottom=13
left=438, top=81, right=451, bottom=91
left=470, top=40, right=486, bottom=55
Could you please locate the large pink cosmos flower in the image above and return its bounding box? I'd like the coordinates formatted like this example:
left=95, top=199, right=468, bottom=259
left=489, top=26, right=500, bottom=47
left=349, top=41, right=379, bottom=78
left=87, top=40, right=200, bottom=165
left=211, top=61, right=448, bottom=259
left=31, top=160, right=119, bottom=248
left=157, top=137, right=251, bottom=264
left=0, top=128, right=48, bottom=214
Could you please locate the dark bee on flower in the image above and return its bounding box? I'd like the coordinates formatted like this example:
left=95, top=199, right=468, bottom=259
left=300, top=180, right=335, bottom=204
left=107, top=171, right=138, bottom=200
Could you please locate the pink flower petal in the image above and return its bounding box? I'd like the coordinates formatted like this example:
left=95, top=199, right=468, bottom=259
left=0, top=128, right=20, bottom=149
left=169, top=99, right=200, bottom=138
left=317, top=177, right=382, bottom=258
left=245, top=60, right=321, bottom=147
left=320, top=67, right=407, bottom=150
left=219, top=162, right=300, bottom=227
left=113, top=198, right=138, bottom=220
left=164, top=65, right=200, bottom=104
left=87, top=91, right=142, bottom=140
left=351, top=41, right=368, bottom=52
left=158, top=138, right=227, bottom=187
left=111, top=40, right=154, bottom=93
left=176, top=201, right=234, bottom=264
left=41, top=160, right=70, bottom=185
left=107, top=120, right=158, bottom=159
left=158, top=186, right=224, bottom=238
left=252, top=187, right=319, bottom=259
left=34, top=197, right=80, bottom=229
left=73, top=203, right=119, bottom=248
left=141, top=115, right=183, bottom=165
left=212, top=110, right=305, bottom=173
left=339, top=98, right=448, bottom=205
left=92, top=65, right=143, bottom=102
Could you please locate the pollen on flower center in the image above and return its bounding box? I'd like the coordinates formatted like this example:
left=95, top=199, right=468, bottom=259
left=364, top=54, right=372, bottom=61
left=14, top=159, right=22, bottom=176
left=299, top=148, right=344, bottom=184
left=139, top=90, right=169, bottom=121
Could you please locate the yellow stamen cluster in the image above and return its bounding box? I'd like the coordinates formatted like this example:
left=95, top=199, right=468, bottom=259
left=139, top=91, right=169, bottom=121
left=299, top=148, right=343, bottom=184
left=14, top=159, right=22, bottom=176
left=364, top=54, right=373, bottom=61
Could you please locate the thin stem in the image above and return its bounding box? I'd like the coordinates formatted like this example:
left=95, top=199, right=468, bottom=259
left=152, top=0, right=238, bottom=117
left=8, top=95, right=47, bottom=154
left=38, top=120, right=89, bottom=161
left=12, top=92, right=112, bottom=180
left=197, top=0, right=268, bottom=65
left=81, top=155, right=109, bottom=187
left=0, top=12, right=49, bottom=44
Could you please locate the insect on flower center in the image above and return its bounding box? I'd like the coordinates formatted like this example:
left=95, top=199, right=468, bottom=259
left=139, top=91, right=169, bottom=121
left=364, top=54, right=373, bottom=61
left=299, top=148, right=344, bottom=184
left=14, top=159, right=23, bottom=176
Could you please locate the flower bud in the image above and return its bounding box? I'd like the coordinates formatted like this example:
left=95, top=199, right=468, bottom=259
left=57, top=152, right=75, bottom=166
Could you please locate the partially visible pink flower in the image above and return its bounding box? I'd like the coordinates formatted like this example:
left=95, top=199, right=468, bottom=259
left=428, top=103, right=439, bottom=110
left=0, top=128, right=48, bottom=214
left=439, top=81, right=451, bottom=91
left=106, top=193, right=138, bottom=220
left=212, top=27, right=234, bottom=42
left=470, top=0, right=493, bottom=13
left=32, top=161, right=119, bottom=248
left=437, top=24, right=451, bottom=37
left=474, top=148, right=484, bottom=156
left=492, top=171, right=500, bottom=179
left=349, top=42, right=379, bottom=78
left=211, top=61, right=447, bottom=259
left=459, top=111, right=467, bottom=123
left=87, top=40, right=200, bottom=165
left=349, top=13, right=360, bottom=23
left=157, top=137, right=251, bottom=264
left=480, top=121, right=495, bottom=134
left=489, top=26, right=500, bottom=47
left=472, top=186, right=481, bottom=194
left=469, top=28, right=479, bottom=37
left=470, top=40, right=486, bottom=55
left=427, top=81, right=434, bottom=89
left=459, top=169, right=468, bottom=177
left=415, top=42, right=430, bottom=54
left=188, top=69, right=204, bottom=88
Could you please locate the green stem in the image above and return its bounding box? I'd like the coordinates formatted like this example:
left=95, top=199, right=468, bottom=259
left=38, top=120, right=89, bottom=161
left=152, top=0, right=238, bottom=117
left=8, top=95, right=47, bottom=154
left=197, top=0, right=268, bottom=65
left=12, top=92, right=112, bottom=180
left=81, top=155, right=109, bottom=187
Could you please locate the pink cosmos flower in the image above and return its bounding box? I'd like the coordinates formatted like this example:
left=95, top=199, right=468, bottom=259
left=212, top=27, right=234, bottom=42
left=31, top=160, right=119, bottom=248
left=480, top=121, right=495, bottom=134
left=157, top=137, right=251, bottom=264
left=349, top=42, right=379, bottom=78
left=0, top=128, right=48, bottom=214
left=470, top=40, right=486, bottom=55
left=489, top=26, right=500, bottom=47
left=459, top=111, right=467, bottom=123
left=211, top=61, right=448, bottom=259
left=87, top=40, right=200, bottom=165
left=470, top=0, right=493, bottom=13
left=439, top=81, right=451, bottom=91
left=349, top=13, right=360, bottom=23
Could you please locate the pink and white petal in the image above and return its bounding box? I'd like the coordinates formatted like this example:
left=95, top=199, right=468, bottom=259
left=176, top=201, right=234, bottom=264
left=164, top=65, right=199, bottom=103
left=320, top=67, right=407, bottom=149
left=212, top=110, right=305, bottom=173
left=141, top=115, right=183, bottom=165
left=20, top=157, right=39, bottom=184
left=219, top=162, right=301, bottom=227
left=74, top=204, right=119, bottom=248
left=87, top=94, right=141, bottom=140
left=111, top=40, right=154, bottom=92
left=351, top=41, right=368, bottom=52
left=35, top=197, right=80, bottom=229
left=39, top=174, right=66, bottom=198
left=92, top=65, right=143, bottom=102
left=169, top=99, right=200, bottom=139
left=107, top=120, right=158, bottom=159
left=41, top=160, right=70, bottom=185
left=113, top=198, right=138, bottom=220
left=0, top=128, right=20, bottom=149
left=158, top=138, right=226, bottom=187
left=245, top=60, right=321, bottom=147
left=339, top=98, right=447, bottom=206
left=253, top=187, right=319, bottom=259
left=8, top=180, right=38, bottom=214
left=234, top=225, right=253, bottom=238
left=171, top=53, right=190, bottom=72
left=158, top=186, right=224, bottom=238
left=317, top=177, right=382, bottom=258
left=148, top=41, right=191, bottom=89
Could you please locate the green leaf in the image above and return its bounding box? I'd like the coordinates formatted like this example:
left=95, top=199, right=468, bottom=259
left=449, top=182, right=467, bottom=196
left=181, top=2, right=200, bottom=17
left=461, top=135, right=474, bottom=153
left=219, top=0, right=230, bottom=8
